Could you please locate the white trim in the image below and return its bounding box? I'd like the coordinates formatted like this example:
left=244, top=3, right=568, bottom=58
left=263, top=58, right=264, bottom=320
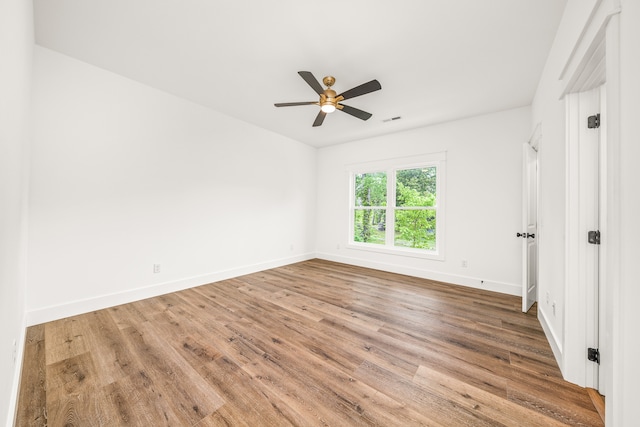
left=559, top=5, right=621, bottom=98
left=558, top=1, right=621, bottom=84
left=538, top=307, right=564, bottom=371
left=345, top=241, right=443, bottom=261
left=597, top=84, right=609, bottom=396
left=561, top=27, right=606, bottom=97
left=26, top=253, right=315, bottom=326
left=558, top=0, right=604, bottom=81
left=6, top=314, right=27, bottom=427
left=563, top=94, right=579, bottom=384
left=346, top=152, right=447, bottom=173
left=603, top=12, right=621, bottom=426
left=347, top=153, right=446, bottom=261
left=317, top=252, right=521, bottom=296
left=23, top=248, right=522, bottom=329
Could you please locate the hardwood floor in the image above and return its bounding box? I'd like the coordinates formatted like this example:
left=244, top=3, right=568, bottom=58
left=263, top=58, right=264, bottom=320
left=16, top=259, right=603, bottom=426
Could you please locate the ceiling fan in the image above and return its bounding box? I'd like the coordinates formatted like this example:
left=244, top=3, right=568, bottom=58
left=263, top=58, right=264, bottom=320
left=275, top=71, right=382, bottom=127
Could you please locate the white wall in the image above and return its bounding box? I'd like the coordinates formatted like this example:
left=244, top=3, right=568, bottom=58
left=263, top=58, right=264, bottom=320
left=617, top=0, right=640, bottom=424
left=27, top=47, right=317, bottom=324
left=0, top=0, right=32, bottom=424
left=316, top=107, right=530, bottom=295
left=530, top=0, right=600, bottom=375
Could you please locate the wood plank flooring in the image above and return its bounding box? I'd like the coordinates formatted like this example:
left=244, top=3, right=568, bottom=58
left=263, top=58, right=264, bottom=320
left=16, top=259, right=603, bottom=426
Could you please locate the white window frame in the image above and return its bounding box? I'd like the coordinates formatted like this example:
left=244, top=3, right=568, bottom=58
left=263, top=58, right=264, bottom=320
left=347, top=152, right=446, bottom=260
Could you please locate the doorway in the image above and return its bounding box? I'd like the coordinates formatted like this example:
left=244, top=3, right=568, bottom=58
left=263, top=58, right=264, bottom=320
left=521, top=128, right=539, bottom=314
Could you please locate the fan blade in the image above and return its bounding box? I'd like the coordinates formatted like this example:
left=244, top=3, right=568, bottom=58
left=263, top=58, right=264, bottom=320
left=338, top=79, right=382, bottom=100
left=274, top=101, right=317, bottom=107
left=339, top=104, right=373, bottom=121
left=312, top=111, right=327, bottom=127
left=298, top=71, right=324, bottom=95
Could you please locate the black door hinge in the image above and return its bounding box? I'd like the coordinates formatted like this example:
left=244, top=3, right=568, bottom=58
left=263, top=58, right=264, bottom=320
left=588, top=114, right=600, bottom=129
left=588, top=348, right=600, bottom=364
left=588, top=230, right=601, bottom=245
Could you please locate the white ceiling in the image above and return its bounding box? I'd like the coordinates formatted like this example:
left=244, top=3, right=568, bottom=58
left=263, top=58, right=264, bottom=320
left=33, top=0, right=567, bottom=148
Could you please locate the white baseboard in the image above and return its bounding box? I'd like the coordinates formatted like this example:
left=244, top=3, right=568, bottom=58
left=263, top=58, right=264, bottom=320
left=538, top=305, right=564, bottom=373
left=25, top=251, right=521, bottom=326
left=6, top=314, right=27, bottom=427
left=316, top=252, right=521, bottom=296
left=24, top=251, right=523, bottom=326
left=25, top=253, right=315, bottom=326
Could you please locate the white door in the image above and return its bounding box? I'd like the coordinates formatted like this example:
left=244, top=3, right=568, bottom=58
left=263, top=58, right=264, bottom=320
left=521, top=143, right=538, bottom=313
left=579, top=87, right=601, bottom=390
left=565, top=86, right=604, bottom=390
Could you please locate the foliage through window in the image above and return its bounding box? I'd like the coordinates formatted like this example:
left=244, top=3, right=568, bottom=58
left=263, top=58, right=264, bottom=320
left=350, top=154, right=444, bottom=258
left=354, top=172, right=387, bottom=245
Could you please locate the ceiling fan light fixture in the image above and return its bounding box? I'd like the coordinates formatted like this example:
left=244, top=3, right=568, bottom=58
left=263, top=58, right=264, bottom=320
left=320, top=87, right=338, bottom=113
left=321, top=103, right=336, bottom=113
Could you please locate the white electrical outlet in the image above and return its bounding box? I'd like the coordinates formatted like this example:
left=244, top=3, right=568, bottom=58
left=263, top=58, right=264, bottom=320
left=461, top=259, right=468, bottom=268
left=552, top=301, right=556, bottom=316
left=12, top=339, right=17, bottom=364
left=153, top=264, right=161, bottom=274
left=546, top=292, right=550, bottom=304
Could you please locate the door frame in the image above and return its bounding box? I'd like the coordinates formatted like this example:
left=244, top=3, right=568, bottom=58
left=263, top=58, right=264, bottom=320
left=555, top=0, right=622, bottom=423
left=559, top=1, right=620, bottom=398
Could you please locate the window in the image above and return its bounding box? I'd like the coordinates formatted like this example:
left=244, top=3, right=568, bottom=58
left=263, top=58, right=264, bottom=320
left=349, top=153, right=445, bottom=259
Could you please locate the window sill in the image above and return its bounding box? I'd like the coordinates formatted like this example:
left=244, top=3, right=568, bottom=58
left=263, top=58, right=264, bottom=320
left=346, top=242, right=445, bottom=261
